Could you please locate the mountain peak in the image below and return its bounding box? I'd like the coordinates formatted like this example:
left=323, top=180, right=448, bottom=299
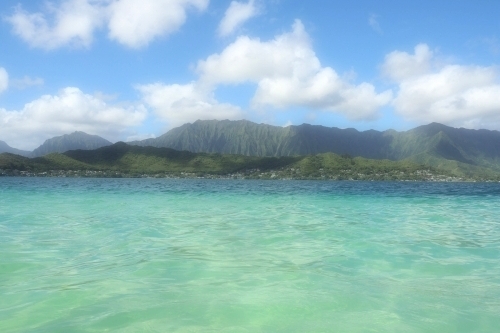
left=126, top=119, right=500, bottom=172
left=31, top=132, right=113, bottom=157
left=0, top=140, right=31, bottom=157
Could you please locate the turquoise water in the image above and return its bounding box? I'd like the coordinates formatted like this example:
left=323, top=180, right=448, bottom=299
left=1, top=178, right=499, bottom=332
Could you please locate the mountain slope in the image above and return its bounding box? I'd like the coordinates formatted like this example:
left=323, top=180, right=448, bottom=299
left=62, top=142, right=299, bottom=174
left=129, top=119, right=395, bottom=158
left=1, top=143, right=465, bottom=181
left=0, top=140, right=31, bottom=157
left=2, top=120, right=499, bottom=177
left=31, top=131, right=112, bottom=157
left=129, top=120, right=500, bottom=173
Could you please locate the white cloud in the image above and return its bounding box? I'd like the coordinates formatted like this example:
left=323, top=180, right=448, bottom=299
left=11, top=76, right=44, bottom=90
left=218, top=0, right=258, bottom=37
left=107, top=0, right=209, bottom=48
left=5, top=0, right=104, bottom=50
left=126, top=133, right=156, bottom=142
left=0, top=67, right=8, bottom=93
left=253, top=68, right=392, bottom=120
left=137, top=82, right=243, bottom=127
left=199, top=20, right=316, bottom=85
left=382, top=44, right=433, bottom=81
left=198, top=20, right=392, bottom=119
left=136, top=20, right=392, bottom=127
left=385, top=44, right=500, bottom=129
left=5, top=0, right=209, bottom=50
left=0, top=87, right=147, bottom=150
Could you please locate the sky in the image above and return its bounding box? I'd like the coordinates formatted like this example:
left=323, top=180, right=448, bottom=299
left=0, top=0, right=500, bottom=150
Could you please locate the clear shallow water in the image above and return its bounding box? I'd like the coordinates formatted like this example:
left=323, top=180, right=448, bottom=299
left=1, top=178, right=499, bottom=333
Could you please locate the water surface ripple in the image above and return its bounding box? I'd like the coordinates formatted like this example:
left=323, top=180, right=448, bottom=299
left=1, top=178, right=499, bottom=332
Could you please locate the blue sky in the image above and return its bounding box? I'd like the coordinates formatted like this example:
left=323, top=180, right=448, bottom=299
left=1, top=0, right=499, bottom=150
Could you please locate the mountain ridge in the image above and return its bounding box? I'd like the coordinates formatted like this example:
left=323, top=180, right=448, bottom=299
left=128, top=119, right=500, bottom=173
left=0, top=131, right=113, bottom=157
left=1, top=142, right=476, bottom=181
left=0, top=140, right=31, bottom=157
left=2, top=120, right=500, bottom=176
left=30, top=131, right=113, bottom=157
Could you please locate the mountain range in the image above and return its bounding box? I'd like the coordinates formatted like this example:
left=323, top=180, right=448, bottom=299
left=1, top=120, right=500, bottom=177
left=129, top=120, right=500, bottom=175
left=0, top=132, right=113, bottom=158
left=0, top=142, right=463, bottom=181
left=0, top=140, right=31, bottom=157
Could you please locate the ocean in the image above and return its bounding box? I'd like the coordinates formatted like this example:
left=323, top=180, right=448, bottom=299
left=1, top=178, right=499, bottom=332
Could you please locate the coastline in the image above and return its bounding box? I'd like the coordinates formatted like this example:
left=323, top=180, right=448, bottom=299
left=1, top=168, right=492, bottom=182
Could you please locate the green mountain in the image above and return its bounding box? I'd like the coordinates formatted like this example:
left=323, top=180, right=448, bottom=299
left=129, top=119, right=401, bottom=157
left=2, top=120, right=499, bottom=179
left=0, top=143, right=298, bottom=176
left=31, top=131, right=112, bottom=157
left=0, top=140, right=31, bottom=157
left=62, top=142, right=298, bottom=174
left=1, top=142, right=467, bottom=181
left=129, top=120, right=500, bottom=176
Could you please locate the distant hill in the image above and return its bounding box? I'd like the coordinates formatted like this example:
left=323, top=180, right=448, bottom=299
left=31, top=131, right=112, bottom=157
left=1, top=142, right=469, bottom=181
left=2, top=120, right=500, bottom=178
left=128, top=120, right=500, bottom=174
left=0, top=140, right=31, bottom=157
left=129, top=119, right=404, bottom=158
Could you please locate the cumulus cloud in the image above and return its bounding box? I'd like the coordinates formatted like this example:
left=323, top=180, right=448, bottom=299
left=107, top=0, right=209, bottom=48
left=0, top=87, right=147, bottom=150
left=218, top=0, right=258, bottom=37
left=199, top=20, right=392, bottom=119
left=5, top=0, right=208, bottom=50
left=199, top=20, right=316, bottom=85
left=0, top=67, right=8, bottom=93
left=382, top=44, right=434, bottom=82
left=136, top=20, right=391, bottom=126
left=137, top=82, right=243, bottom=127
left=384, top=44, right=500, bottom=129
left=5, top=0, right=103, bottom=49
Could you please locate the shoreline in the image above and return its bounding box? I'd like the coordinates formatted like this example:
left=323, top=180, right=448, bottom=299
left=1, top=169, right=495, bottom=182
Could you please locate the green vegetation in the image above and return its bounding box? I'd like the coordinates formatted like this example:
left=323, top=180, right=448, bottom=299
left=3, top=142, right=497, bottom=181
left=2, top=120, right=500, bottom=181
left=129, top=120, right=500, bottom=177
left=3, top=120, right=500, bottom=180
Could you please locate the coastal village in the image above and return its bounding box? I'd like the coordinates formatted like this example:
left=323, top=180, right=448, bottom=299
left=0, top=167, right=477, bottom=182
